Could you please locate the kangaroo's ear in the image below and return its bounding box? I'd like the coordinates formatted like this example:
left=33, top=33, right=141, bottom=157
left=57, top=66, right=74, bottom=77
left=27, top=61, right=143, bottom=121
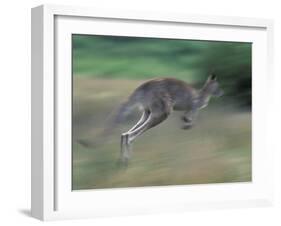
left=208, top=74, right=217, bottom=81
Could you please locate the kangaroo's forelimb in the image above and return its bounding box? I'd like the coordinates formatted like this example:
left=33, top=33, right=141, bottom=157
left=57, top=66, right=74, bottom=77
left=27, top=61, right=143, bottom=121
left=181, top=108, right=198, bottom=130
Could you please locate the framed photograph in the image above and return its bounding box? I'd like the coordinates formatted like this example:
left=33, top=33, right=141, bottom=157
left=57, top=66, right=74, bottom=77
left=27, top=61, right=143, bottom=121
left=31, top=4, right=274, bottom=221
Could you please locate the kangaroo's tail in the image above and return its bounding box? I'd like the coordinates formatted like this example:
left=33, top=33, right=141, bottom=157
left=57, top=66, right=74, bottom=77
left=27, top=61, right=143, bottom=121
left=103, top=99, right=136, bottom=133
left=77, top=97, right=137, bottom=148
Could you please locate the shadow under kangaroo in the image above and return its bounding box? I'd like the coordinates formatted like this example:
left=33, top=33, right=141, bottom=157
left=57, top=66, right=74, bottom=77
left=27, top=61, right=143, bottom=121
left=78, top=74, right=224, bottom=166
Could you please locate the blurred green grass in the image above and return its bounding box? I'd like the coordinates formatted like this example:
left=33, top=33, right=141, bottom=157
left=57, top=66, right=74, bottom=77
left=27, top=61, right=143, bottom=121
left=73, top=36, right=250, bottom=79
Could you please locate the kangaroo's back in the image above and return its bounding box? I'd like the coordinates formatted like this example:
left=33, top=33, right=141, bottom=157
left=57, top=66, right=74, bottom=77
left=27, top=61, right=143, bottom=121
left=130, top=78, right=197, bottom=110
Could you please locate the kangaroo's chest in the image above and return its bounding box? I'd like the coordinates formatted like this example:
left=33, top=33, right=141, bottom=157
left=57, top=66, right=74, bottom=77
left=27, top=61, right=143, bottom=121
left=172, top=94, right=194, bottom=111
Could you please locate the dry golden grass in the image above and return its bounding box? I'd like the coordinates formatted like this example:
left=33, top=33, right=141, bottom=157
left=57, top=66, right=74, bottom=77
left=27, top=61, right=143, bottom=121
left=72, top=77, right=251, bottom=190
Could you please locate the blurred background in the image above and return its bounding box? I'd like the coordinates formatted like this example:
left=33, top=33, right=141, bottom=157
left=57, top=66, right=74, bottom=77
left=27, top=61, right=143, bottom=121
left=72, top=34, right=252, bottom=190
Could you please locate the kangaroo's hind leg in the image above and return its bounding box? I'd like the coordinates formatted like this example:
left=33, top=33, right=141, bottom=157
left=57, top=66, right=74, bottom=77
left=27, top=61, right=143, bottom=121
left=127, top=111, right=169, bottom=144
left=120, top=97, right=172, bottom=164
left=128, top=109, right=150, bottom=133
left=125, top=98, right=172, bottom=153
left=120, top=109, right=150, bottom=163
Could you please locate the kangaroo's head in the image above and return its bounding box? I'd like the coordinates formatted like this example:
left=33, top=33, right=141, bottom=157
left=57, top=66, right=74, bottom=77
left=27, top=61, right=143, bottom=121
left=202, top=74, right=224, bottom=97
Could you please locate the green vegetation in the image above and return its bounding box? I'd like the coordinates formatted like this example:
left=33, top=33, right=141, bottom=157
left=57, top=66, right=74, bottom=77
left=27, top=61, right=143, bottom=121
left=72, top=35, right=252, bottom=190
left=73, top=35, right=251, bottom=107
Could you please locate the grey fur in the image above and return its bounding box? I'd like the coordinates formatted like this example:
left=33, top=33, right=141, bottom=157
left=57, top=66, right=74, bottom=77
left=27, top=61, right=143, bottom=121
left=119, top=74, right=224, bottom=164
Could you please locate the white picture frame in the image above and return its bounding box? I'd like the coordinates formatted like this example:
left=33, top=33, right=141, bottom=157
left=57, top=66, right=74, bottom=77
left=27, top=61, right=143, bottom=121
left=31, top=4, right=274, bottom=221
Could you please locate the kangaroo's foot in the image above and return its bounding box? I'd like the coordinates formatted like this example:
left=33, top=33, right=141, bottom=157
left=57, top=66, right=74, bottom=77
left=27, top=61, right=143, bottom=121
left=116, top=157, right=129, bottom=169
left=182, top=123, right=193, bottom=130
left=120, top=133, right=131, bottom=164
left=181, top=116, right=193, bottom=129
left=181, top=115, right=192, bottom=123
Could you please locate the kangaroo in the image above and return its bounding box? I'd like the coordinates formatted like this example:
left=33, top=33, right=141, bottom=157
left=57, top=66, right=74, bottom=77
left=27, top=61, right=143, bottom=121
left=117, top=74, right=224, bottom=164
